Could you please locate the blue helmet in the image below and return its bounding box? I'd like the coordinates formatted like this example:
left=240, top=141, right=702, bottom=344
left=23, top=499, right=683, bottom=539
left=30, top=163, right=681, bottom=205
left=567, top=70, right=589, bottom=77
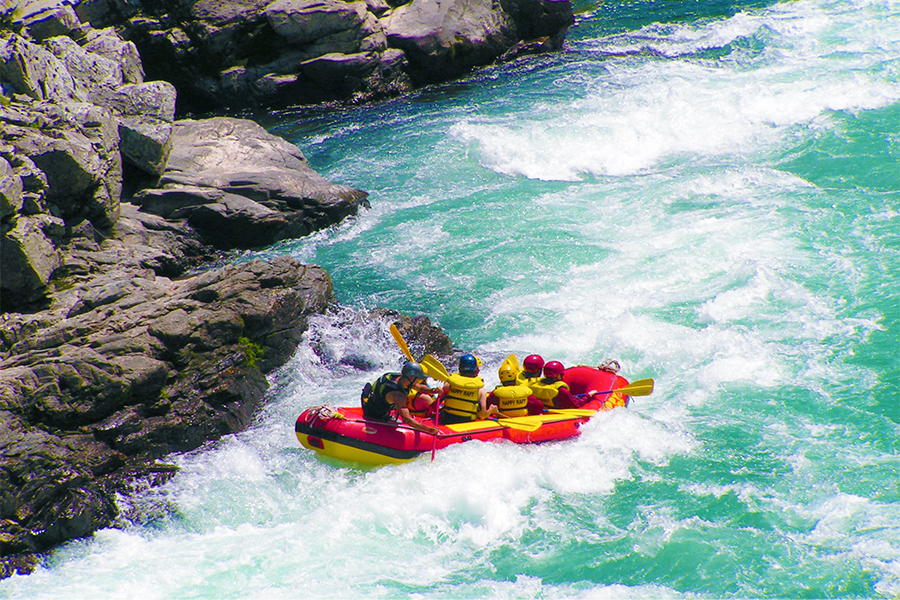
left=459, top=353, right=478, bottom=375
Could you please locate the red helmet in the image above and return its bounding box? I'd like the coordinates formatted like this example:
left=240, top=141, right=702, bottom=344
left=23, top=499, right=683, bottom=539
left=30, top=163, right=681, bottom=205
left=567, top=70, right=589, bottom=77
left=523, top=354, right=544, bottom=372
left=543, top=360, right=565, bottom=379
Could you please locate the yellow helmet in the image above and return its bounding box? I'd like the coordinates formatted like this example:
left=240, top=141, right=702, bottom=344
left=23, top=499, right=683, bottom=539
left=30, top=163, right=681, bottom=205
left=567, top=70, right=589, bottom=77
left=498, top=362, right=517, bottom=383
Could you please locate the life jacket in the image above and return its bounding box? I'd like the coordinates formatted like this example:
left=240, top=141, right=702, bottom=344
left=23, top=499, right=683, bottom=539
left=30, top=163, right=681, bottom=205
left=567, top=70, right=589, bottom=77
left=516, top=370, right=542, bottom=388
left=363, top=373, right=405, bottom=421
left=440, top=373, right=484, bottom=421
left=405, top=388, right=425, bottom=416
left=529, top=378, right=569, bottom=408
left=491, top=383, right=531, bottom=417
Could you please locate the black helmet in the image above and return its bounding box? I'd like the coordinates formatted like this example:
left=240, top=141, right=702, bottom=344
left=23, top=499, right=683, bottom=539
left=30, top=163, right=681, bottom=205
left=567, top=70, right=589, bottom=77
left=401, top=361, right=426, bottom=381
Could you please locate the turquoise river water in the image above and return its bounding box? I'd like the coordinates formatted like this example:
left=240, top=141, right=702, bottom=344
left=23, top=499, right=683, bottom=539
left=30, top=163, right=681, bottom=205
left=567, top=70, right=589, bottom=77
left=3, top=0, right=899, bottom=598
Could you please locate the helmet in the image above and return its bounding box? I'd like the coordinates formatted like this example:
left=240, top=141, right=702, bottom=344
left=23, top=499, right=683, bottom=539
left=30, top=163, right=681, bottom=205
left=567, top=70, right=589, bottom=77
left=543, top=360, right=565, bottom=379
left=401, top=361, right=426, bottom=381
left=523, top=354, right=544, bottom=372
left=498, top=362, right=517, bottom=383
left=459, top=353, right=478, bottom=375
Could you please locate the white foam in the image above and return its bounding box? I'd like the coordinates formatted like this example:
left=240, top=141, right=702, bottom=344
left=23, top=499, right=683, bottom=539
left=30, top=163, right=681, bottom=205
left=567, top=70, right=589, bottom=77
left=450, top=1, right=900, bottom=182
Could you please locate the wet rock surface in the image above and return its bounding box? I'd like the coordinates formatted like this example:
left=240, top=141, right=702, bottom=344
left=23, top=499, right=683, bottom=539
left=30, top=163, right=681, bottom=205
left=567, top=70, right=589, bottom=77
left=0, top=5, right=365, bottom=576
left=0, top=0, right=572, bottom=579
left=74, top=0, right=574, bottom=112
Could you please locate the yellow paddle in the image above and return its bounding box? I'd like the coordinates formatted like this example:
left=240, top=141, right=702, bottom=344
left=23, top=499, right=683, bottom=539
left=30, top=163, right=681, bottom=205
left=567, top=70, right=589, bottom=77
left=547, top=408, right=598, bottom=417
left=420, top=354, right=450, bottom=382
left=604, top=378, right=655, bottom=397
left=389, top=323, right=415, bottom=362
left=547, top=378, right=656, bottom=416
left=390, top=325, right=449, bottom=382
left=500, top=353, right=520, bottom=373
left=495, top=418, right=542, bottom=432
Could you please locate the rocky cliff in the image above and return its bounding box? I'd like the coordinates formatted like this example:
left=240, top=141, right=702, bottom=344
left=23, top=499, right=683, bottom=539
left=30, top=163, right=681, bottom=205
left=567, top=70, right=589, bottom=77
left=72, top=0, right=574, bottom=112
left=0, top=0, right=564, bottom=578
left=0, top=5, right=372, bottom=576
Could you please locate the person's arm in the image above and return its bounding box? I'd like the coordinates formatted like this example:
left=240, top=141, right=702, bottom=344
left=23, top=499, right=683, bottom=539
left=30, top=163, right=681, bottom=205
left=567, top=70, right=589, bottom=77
left=477, top=388, right=510, bottom=419
left=390, top=390, right=439, bottom=435
left=412, top=380, right=440, bottom=396
left=554, top=386, right=586, bottom=409
left=397, top=407, right=439, bottom=434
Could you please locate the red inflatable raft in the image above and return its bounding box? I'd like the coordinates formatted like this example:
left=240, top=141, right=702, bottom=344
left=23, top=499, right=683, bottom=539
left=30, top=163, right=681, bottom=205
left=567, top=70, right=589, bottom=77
left=296, top=366, right=632, bottom=466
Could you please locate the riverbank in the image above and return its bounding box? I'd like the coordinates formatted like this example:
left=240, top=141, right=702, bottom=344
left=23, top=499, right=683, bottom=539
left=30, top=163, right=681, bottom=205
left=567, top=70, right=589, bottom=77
left=1, top=0, right=561, bottom=576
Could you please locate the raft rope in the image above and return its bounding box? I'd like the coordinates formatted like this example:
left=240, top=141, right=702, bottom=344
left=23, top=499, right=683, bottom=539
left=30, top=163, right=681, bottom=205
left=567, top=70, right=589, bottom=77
left=597, top=359, right=620, bottom=373
left=306, top=404, right=346, bottom=424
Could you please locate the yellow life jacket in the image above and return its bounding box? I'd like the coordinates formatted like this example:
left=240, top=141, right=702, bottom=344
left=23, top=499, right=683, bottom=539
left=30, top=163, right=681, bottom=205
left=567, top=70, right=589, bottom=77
left=405, top=387, right=425, bottom=416
left=441, top=373, right=484, bottom=420
left=529, top=379, right=569, bottom=408
left=491, top=384, right=531, bottom=417
left=516, top=370, right=541, bottom=388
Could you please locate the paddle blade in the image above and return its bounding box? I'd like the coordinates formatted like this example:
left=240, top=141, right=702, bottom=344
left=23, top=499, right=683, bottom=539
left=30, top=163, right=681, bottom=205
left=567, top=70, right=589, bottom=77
left=390, top=323, right=414, bottom=361
left=497, top=418, right=542, bottom=432
left=618, top=378, right=654, bottom=397
left=547, top=408, right=598, bottom=417
left=501, top=354, right=520, bottom=373
left=421, top=355, right=450, bottom=382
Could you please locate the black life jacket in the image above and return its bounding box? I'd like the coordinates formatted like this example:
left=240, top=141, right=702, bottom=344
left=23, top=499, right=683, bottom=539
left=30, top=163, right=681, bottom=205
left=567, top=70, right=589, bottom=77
left=362, top=373, right=405, bottom=421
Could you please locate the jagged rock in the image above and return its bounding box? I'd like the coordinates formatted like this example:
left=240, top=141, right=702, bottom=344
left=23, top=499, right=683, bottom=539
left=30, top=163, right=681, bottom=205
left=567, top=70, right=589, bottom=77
left=161, top=117, right=365, bottom=204
left=80, top=26, right=144, bottom=85
left=0, top=215, right=62, bottom=309
left=117, top=115, right=173, bottom=176
left=0, top=33, right=76, bottom=102
left=12, top=0, right=83, bottom=43
left=95, top=80, right=176, bottom=122
left=1, top=100, right=123, bottom=229
left=90, top=80, right=177, bottom=175
left=501, top=0, right=574, bottom=48
left=0, top=157, right=24, bottom=218
left=0, top=250, right=336, bottom=570
left=44, top=34, right=124, bottom=99
left=92, top=0, right=571, bottom=112
left=74, top=0, right=141, bottom=30
left=0, top=147, right=48, bottom=214
left=265, top=0, right=370, bottom=46
left=372, top=308, right=455, bottom=359
left=132, top=183, right=223, bottom=218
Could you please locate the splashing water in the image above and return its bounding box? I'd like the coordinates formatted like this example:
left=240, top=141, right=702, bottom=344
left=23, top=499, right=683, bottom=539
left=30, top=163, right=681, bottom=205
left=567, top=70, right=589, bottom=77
left=4, top=0, right=899, bottom=598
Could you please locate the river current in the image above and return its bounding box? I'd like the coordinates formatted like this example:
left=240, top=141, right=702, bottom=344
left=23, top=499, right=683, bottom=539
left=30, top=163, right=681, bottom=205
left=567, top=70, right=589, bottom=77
left=3, top=0, right=899, bottom=597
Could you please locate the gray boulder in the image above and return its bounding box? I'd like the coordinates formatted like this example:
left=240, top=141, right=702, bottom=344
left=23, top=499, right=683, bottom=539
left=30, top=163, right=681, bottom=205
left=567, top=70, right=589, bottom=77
left=383, top=0, right=516, bottom=83
left=44, top=34, right=125, bottom=100
left=80, top=26, right=144, bottom=85
left=0, top=33, right=76, bottom=102
left=265, top=0, right=371, bottom=46
left=136, top=116, right=368, bottom=248
left=1, top=101, right=123, bottom=229
left=0, top=156, right=24, bottom=219
left=91, top=80, right=177, bottom=175
left=11, top=0, right=84, bottom=43
left=0, top=214, right=62, bottom=308
left=384, top=0, right=573, bottom=83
